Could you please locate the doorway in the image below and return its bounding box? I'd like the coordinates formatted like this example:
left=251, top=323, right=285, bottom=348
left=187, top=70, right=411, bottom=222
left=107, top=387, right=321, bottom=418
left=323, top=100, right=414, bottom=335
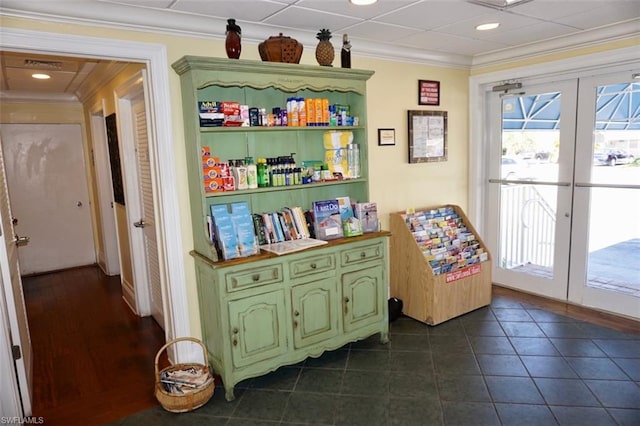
left=1, top=27, right=192, bottom=417
left=485, top=70, right=640, bottom=319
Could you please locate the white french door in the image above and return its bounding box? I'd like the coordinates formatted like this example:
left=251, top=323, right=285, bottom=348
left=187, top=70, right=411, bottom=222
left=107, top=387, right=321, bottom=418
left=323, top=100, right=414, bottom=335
left=487, top=79, right=577, bottom=300
left=486, top=70, right=640, bottom=319
left=568, top=71, right=640, bottom=318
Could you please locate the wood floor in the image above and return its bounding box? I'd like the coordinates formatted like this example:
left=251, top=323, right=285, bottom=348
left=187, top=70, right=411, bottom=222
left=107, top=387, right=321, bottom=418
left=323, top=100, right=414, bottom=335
left=22, top=266, right=639, bottom=425
left=23, top=265, right=165, bottom=425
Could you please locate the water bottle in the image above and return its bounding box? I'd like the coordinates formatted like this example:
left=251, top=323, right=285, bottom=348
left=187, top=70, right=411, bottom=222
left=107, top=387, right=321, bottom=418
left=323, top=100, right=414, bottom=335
left=347, top=143, right=360, bottom=179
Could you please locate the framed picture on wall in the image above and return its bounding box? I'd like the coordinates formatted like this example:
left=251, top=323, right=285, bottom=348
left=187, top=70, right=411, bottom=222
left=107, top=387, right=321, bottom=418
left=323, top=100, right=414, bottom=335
left=408, top=110, right=447, bottom=163
left=418, top=80, right=440, bottom=106
left=377, top=128, right=396, bottom=146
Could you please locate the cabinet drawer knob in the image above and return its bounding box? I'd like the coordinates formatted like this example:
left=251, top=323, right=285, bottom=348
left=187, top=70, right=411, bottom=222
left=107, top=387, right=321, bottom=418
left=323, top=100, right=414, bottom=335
left=310, top=263, right=317, bottom=269
left=344, top=297, right=350, bottom=303
left=252, top=274, right=260, bottom=282
left=294, top=310, right=300, bottom=317
left=232, top=327, right=239, bottom=334
left=360, top=252, right=366, bottom=258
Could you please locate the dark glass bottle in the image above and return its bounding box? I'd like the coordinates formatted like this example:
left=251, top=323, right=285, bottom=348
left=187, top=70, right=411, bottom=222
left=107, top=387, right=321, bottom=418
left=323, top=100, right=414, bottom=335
left=341, top=34, right=351, bottom=69
left=225, top=18, right=241, bottom=59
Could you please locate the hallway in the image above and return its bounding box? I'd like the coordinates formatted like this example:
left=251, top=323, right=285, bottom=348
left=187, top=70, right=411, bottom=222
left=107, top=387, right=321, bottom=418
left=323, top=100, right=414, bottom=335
left=23, top=265, right=165, bottom=425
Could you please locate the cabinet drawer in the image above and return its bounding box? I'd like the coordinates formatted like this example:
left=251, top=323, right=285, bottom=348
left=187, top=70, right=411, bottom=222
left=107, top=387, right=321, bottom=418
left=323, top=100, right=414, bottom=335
left=340, top=241, right=384, bottom=266
left=225, top=264, right=283, bottom=292
left=290, top=253, right=335, bottom=279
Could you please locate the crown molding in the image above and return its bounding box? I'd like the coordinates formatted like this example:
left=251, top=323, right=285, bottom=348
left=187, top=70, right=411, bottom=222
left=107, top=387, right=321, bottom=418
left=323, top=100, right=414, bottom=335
left=75, top=62, right=129, bottom=103
left=0, top=91, right=80, bottom=103
left=471, top=19, right=640, bottom=70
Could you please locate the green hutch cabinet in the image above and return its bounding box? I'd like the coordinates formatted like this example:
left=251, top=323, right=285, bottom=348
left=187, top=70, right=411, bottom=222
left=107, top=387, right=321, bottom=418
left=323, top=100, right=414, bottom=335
left=172, top=56, right=389, bottom=401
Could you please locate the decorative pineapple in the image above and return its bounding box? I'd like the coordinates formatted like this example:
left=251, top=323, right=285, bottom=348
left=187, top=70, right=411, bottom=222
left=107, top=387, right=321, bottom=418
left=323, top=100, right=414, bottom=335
left=315, top=28, right=335, bottom=66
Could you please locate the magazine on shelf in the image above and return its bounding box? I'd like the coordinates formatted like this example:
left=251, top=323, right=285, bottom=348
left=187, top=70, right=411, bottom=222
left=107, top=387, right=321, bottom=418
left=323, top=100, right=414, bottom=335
left=354, top=202, right=379, bottom=233
left=311, top=199, right=344, bottom=240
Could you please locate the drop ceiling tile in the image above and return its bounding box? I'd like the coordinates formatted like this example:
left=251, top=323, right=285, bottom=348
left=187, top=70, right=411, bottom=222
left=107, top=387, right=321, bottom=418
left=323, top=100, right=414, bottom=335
left=508, top=0, right=606, bottom=21
left=436, top=10, right=543, bottom=39
left=395, top=30, right=509, bottom=56
left=556, top=2, right=640, bottom=29
left=171, top=0, right=290, bottom=22
left=344, top=21, right=423, bottom=42
left=297, top=0, right=417, bottom=20
left=263, top=5, right=362, bottom=31
left=101, top=0, right=174, bottom=8
left=375, top=0, right=493, bottom=30
left=484, top=21, right=578, bottom=45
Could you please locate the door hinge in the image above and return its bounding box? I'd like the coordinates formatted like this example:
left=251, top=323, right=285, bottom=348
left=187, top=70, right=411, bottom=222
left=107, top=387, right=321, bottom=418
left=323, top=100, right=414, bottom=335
left=12, top=345, right=21, bottom=361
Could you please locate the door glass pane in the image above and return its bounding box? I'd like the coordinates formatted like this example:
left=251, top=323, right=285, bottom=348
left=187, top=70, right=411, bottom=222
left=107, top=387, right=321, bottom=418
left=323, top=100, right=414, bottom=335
left=586, top=81, right=640, bottom=297
left=499, top=92, right=562, bottom=278
left=501, top=92, right=560, bottom=182
left=587, top=188, right=640, bottom=297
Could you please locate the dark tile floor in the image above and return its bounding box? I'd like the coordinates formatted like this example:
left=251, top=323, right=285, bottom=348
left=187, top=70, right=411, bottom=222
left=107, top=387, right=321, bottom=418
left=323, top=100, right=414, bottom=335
left=112, top=294, right=640, bottom=425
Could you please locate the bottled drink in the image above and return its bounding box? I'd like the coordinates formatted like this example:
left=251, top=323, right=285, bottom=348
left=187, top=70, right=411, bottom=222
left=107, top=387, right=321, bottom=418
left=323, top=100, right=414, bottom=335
left=257, top=158, right=268, bottom=188
left=245, top=157, right=258, bottom=189
left=347, top=143, right=360, bottom=178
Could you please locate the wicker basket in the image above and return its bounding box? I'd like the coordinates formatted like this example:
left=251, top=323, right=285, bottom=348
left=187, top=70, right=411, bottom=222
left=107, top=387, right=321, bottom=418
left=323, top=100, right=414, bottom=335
left=258, top=33, right=303, bottom=64
left=154, top=337, right=214, bottom=413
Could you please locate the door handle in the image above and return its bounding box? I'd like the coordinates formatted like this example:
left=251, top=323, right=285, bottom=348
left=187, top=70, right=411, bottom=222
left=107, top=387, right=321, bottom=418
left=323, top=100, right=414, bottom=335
left=133, top=220, right=145, bottom=228
left=15, top=235, right=30, bottom=247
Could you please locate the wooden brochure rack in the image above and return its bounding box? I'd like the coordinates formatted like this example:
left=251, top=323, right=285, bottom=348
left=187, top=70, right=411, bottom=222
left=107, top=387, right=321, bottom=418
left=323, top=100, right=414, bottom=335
left=390, top=205, right=492, bottom=325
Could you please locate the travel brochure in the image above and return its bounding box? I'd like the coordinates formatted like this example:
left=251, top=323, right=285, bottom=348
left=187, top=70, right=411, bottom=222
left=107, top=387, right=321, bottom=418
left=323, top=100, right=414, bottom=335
left=207, top=198, right=379, bottom=260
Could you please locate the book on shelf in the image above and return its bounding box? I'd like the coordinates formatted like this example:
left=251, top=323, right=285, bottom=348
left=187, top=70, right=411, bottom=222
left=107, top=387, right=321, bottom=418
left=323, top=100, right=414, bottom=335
left=311, top=199, right=344, bottom=240
left=336, top=196, right=362, bottom=237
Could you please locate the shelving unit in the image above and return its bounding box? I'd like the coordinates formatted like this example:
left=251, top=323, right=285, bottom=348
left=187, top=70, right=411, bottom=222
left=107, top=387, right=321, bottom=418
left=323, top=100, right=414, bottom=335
left=172, top=56, right=389, bottom=401
left=389, top=205, right=492, bottom=326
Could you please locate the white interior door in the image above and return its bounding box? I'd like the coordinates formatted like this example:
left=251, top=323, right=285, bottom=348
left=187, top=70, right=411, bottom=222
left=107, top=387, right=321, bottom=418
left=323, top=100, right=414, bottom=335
left=568, top=70, right=640, bottom=319
left=115, top=70, right=165, bottom=327
left=486, top=79, right=577, bottom=301
left=0, top=124, right=95, bottom=275
left=90, top=111, right=121, bottom=276
left=131, top=95, right=164, bottom=328
left=0, top=138, right=32, bottom=415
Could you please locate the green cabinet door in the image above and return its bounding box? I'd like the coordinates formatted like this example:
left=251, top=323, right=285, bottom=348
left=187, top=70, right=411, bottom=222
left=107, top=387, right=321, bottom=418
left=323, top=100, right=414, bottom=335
left=228, top=290, right=288, bottom=368
left=291, top=277, right=339, bottom=349
left=341, top=265, right=385, bottom=332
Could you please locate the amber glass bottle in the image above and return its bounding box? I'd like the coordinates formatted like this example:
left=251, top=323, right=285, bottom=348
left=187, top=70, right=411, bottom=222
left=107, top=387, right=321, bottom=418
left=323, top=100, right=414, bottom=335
left=225, top=18, right=241, bottom=59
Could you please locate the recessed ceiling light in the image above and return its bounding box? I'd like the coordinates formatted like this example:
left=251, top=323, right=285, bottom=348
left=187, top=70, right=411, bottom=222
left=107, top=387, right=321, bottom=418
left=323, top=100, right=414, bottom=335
left=350, top=0, right=378, bottom=5
left=32, top=73, right=51, bottom=80
left=476, top=22, right=500, bottom=31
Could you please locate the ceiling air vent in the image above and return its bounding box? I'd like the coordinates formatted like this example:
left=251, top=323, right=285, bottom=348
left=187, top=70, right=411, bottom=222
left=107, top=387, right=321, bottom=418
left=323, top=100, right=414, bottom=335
left=23, top=59, right=63, bottom=70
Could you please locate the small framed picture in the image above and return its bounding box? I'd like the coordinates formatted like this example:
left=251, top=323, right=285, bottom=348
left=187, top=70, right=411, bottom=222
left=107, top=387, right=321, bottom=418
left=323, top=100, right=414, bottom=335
left=418, top=80, right=440, bottom=106
left=378, top=128, right=395, bottom=146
